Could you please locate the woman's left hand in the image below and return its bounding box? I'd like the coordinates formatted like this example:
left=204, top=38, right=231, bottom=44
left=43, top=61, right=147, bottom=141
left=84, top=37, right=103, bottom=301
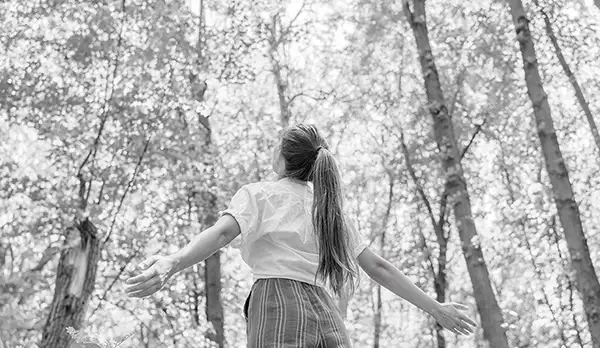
left=124, top=255, right=179, bottom=298
left=431, top=302, right=478, bottom=335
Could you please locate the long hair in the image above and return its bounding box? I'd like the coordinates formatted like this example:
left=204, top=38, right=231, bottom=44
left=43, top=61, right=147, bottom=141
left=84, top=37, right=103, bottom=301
left=280, top=124, right=358, bottom=296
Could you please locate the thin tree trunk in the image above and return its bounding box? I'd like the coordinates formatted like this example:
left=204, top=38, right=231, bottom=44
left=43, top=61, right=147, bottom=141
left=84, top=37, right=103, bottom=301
left=547, top=212, right=586, bottom=348
left=203, top=191, right=225, bottom=347
left=40, top=219, right=100, bottom=348
left=271, top=55, right=290, bottom=128
left=373, top=174, right=394, bottom=348
left=568, top=278, right=586, bottom=348
left=534, top=0, right=600, bottom=159
left=433, top=235, right=448, bottom=348
left=373, top=285, right=383, bottom=348
left=507, top=1, right=600, bottom=346
left=268, top=13, right=291, bottom=128
left=403, top=1, right=510, bottom=347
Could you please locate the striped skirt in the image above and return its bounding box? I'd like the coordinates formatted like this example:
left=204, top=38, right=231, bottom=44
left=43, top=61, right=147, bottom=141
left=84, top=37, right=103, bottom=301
left=243, top=278, right=352, bottom=348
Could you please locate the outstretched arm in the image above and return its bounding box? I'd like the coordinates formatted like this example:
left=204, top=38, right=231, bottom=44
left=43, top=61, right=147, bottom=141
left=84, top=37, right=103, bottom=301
left=357, top=247, right=477, bottom=335
left=125, top=215, right=241, bottom=297
left=170, top=215, right=241, bottom=273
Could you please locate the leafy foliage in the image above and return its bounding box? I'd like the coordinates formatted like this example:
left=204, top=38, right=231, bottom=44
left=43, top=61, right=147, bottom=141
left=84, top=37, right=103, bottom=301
left=1, top=0, right=599, bottom=347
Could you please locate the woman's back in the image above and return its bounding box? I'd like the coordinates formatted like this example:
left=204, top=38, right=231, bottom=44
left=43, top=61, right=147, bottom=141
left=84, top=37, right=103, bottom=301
left=222, top=177, right=366, bottom=288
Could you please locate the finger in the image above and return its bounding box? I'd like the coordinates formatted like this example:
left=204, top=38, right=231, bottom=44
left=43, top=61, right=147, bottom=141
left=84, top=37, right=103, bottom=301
left=125, top=273, right=150, bottom=285
left=125, top=274, right=159, bottom=293
left=127, top=281, right=159, bottom=297
left=128, top=284, right=162, bottom=298
left=138, top=256, right=160, bottom=270
left=461, top=315, right=478, bottom=327
left=126, top=267, right=158, bottom=285
left=452, top=303, right=469, bottom=311
left=455, top=325, right=470, bottom=335
left=444, top=324, right=458, bottom=334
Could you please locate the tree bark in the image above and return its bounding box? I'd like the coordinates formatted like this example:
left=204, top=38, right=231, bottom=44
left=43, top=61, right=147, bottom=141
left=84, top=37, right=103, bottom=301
left=507, top=1, right=600, bottom=346
left=534, top=0, right=600, bottom=160
left=403, top=1, right=510, bottom=347
left=40, top=219, right=100, bottom=348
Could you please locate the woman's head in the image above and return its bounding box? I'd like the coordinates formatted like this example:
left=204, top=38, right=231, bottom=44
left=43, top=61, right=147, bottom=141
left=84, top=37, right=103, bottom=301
left=274, top=124, right=327, bottom=180
left=275, top=124, right=358, bottom=296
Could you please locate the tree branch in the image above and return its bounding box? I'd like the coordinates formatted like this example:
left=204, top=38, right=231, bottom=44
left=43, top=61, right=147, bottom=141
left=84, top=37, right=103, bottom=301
left=103, top=137, right=151, bottom=245
left=448, top=68, right=466, bottom=118
left=87, top=250, right=139, bottom=320
left=460, top=120, right=485, bottom=160
left=76, top=0, right=127, bottom=209
left=399, top=129, right=437, bottom=229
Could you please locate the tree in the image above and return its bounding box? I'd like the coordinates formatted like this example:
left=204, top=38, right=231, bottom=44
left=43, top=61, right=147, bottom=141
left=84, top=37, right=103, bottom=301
left=403, top=1, right=510, bottom=347
left=507, top=0, right=600, bottom=346
left=372, top=170, right=395, bottom=348
left=189, top=1, right=224, bottom=346
left=533, top=0, right=600, bottom=161
left=40, top=220, right=100, bottom=348
left=40, top=0, right=128, bottom=345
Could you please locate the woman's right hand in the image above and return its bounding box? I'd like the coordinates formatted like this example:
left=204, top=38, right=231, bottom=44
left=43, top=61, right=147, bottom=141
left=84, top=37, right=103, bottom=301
left=431, top=302, right=478, bottom=335
left=124, top=255, right=179, bottom=298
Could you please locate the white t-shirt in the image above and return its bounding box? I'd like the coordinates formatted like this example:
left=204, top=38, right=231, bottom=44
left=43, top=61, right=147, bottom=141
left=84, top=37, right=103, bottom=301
left=220, top=177, right=367, bottom=288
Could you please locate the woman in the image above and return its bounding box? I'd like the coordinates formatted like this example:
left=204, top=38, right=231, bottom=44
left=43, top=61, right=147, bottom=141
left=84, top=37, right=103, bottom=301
left=125, top=124, right=477, bottom=347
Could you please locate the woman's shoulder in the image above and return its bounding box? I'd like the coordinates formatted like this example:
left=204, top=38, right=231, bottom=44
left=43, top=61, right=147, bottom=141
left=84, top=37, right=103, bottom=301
left=241, top=179, right=308, bottom=199
left=240, top=180, right=276, bottom=192
left=237, top=180, right=282, bottom=197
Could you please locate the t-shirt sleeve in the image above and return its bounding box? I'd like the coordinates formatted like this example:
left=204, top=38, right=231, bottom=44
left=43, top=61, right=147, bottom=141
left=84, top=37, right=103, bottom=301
left=219, top=185, right=260, bottom=240
left=346, top=217, right=368, bottom=258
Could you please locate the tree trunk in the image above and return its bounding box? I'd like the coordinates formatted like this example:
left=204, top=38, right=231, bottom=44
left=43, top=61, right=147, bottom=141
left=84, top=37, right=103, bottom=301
left=433, top=236, right=448, bottom=348
left=534, top=0, right=600, bottom=160
left=271, top=55, right=290, bottom=128
left=191, top=0, right=225, bottom=344
left=203, top=192, right=225, bottom=348
left=400, top=130, right=450, bottom=348
left=269, top=13, right=291, bottom=129
left=40, top=219, right=100, bottom=348
left=373, top=285, right=382, bottom=348
left=193, top=84, right=225, bottom=348
left=403, top=1, right=510, bottom=347
left=507, top=1, right=600, bottom=346
left=373, top=174, right=394, bottom=348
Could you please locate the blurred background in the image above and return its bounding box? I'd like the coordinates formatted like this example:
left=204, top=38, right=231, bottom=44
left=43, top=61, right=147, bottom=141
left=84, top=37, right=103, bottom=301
left=1, top=0, right=599, bottom=347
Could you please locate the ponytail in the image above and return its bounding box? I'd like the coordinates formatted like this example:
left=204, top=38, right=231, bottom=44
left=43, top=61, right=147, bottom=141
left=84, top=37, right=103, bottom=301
left=311, top=148, right=358, bottom=296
